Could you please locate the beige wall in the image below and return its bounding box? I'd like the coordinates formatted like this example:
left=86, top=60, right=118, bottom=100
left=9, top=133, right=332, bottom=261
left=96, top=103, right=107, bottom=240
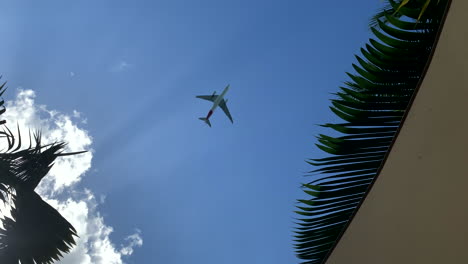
left=326, top=1, right=468, bottom=263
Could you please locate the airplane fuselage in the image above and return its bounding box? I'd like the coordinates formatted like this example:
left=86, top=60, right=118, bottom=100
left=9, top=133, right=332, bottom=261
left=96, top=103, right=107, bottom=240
left=205, top=85, right=230, bottom=119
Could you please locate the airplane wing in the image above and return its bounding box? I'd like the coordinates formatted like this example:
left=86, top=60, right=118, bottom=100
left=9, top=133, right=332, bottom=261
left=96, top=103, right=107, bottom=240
left=196, top=95, right=218, bottom=102
left=218, top=99, right=233, bottom=123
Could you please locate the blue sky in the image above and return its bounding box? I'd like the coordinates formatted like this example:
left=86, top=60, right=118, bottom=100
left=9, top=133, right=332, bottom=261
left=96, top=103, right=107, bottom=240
left=0, top=0, right=382, bottom=263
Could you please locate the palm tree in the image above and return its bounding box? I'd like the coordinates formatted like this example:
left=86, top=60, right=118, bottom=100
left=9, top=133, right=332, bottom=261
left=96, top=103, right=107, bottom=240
left=0, top=82, right=85, bottom=263
left=294, top=0, right=450, bottom=263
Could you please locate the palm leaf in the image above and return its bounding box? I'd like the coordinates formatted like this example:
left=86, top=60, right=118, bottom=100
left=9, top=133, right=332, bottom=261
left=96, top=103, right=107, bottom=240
left=294, top=1, right=449, bottom=263
left=395, top=0, right=443, bottom=21
left=0, top=190, right=77, bottom=264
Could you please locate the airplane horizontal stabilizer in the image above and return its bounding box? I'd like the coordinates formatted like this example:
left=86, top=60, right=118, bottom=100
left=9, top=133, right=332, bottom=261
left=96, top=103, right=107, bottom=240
left=199, top=117, right=212, bottom=127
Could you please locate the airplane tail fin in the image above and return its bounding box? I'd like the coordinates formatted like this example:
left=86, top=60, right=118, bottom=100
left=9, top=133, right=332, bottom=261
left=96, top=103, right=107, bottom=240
left=199, top=117, right=212, bottom=127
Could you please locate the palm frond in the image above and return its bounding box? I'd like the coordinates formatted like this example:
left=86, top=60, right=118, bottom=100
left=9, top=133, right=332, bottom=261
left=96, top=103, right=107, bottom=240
left=369, top=2, right=401, bottom=29
left=0, top=190, right=77, bottom=264
left=0, top=127, right=85, bottom=191
left=395, top=0, right=443, bottom=21
left=295, top=1, right=449, bottom=263
left=0, top=79, right=7, bottom=127
left=370, top=0, right=445, bottom=30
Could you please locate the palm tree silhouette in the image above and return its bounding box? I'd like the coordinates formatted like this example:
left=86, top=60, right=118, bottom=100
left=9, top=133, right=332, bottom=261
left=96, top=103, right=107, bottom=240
left=0, top=82, right=85, bottom=263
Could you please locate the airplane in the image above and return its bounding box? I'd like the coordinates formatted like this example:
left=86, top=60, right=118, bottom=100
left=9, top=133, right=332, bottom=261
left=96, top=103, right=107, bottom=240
left=196, top=84, right=233, bottom=127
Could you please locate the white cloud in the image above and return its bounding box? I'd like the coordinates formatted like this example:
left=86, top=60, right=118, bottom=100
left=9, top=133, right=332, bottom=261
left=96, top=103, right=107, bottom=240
left=110, top=61, right=133, bottom=72
left=120, top=229, right=143, bottom=256
left=44, top=191, right=143, bottom=264
left=73, top=110, right=88, bottom=124
left=73, top=110, right=81, bottom=118
left=99, top=194, right=106, bottom=204
left=1, top=89, right=142, bottom=263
